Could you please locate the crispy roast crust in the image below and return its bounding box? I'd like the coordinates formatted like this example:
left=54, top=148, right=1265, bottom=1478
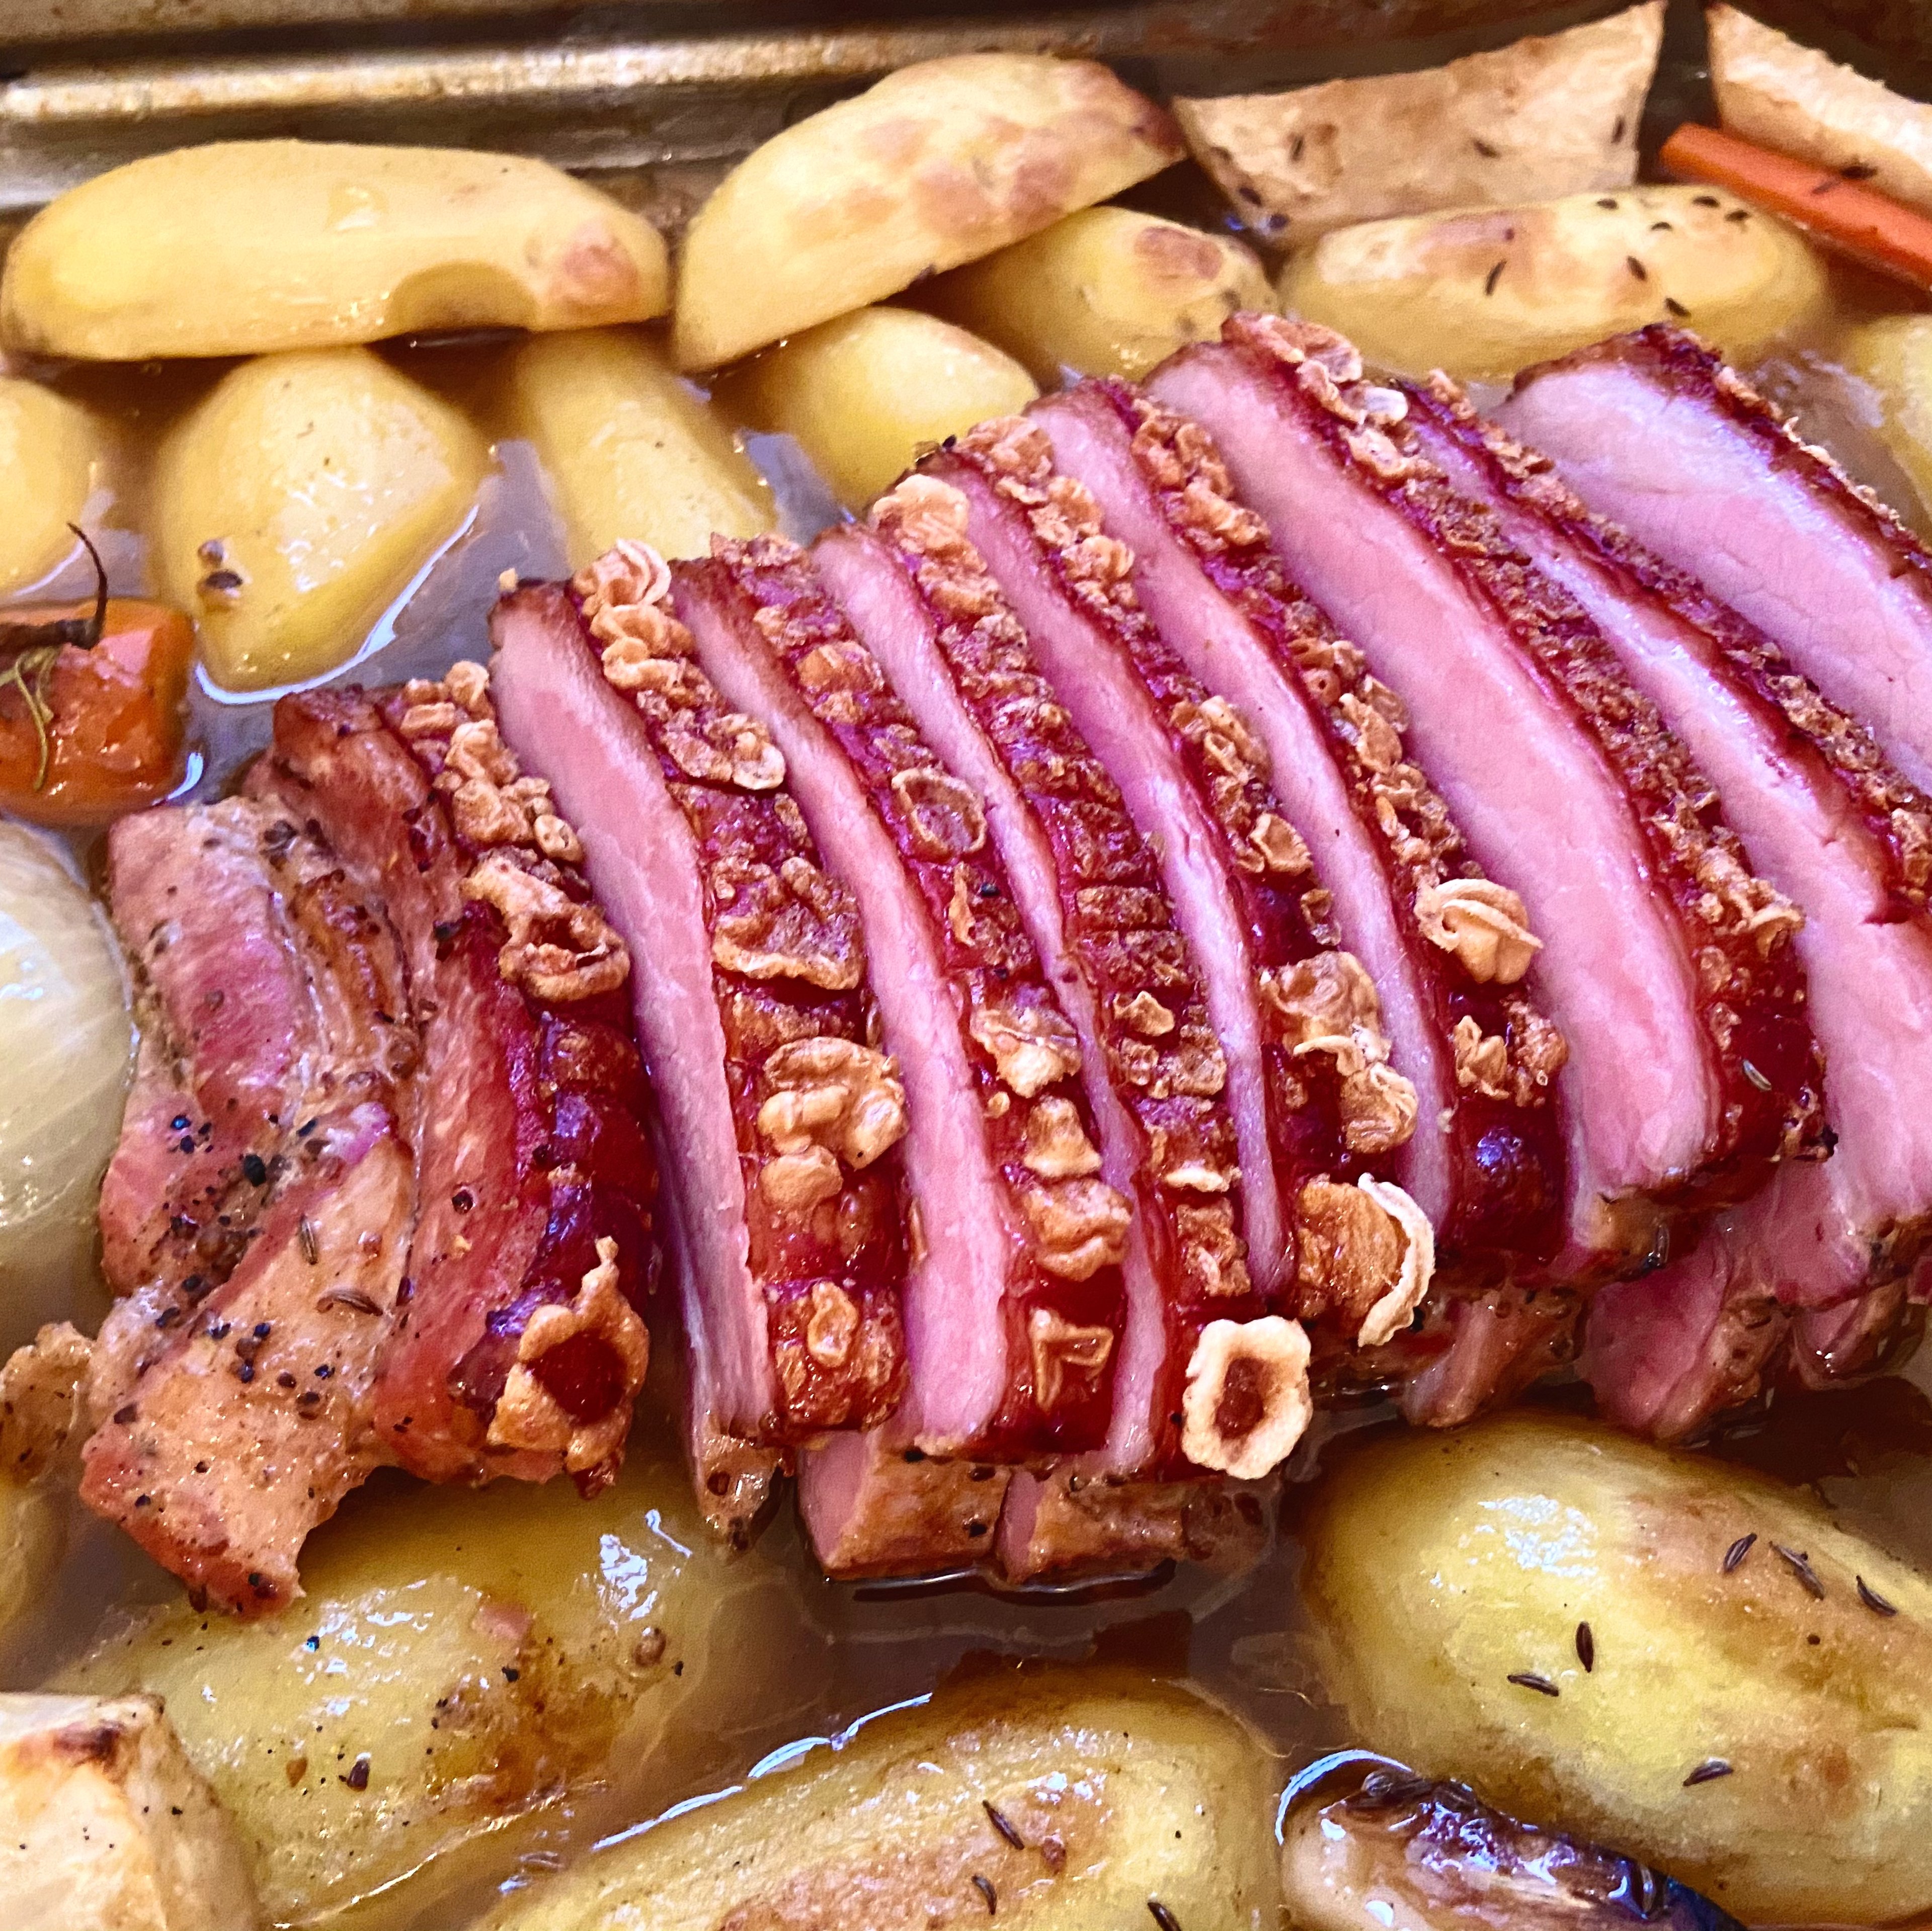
left=256, top=667, right=660, bottom=1491
left=1083, top=375, right=1570, bottom=1264
left=1224, top=314, right=1825, bottom=1202
left=684, top=536, right=1128, bottom=1459
left=562, top=547, right=911, bottom=1439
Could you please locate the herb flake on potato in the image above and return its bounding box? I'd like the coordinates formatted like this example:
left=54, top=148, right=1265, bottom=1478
left=672, top=54, right=1181, bottom=371
left=1177, top=1, right=1663, bottom=243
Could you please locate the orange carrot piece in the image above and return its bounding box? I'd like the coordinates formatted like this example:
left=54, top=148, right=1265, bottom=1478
left=1662, top=121, right=1932, bottom=291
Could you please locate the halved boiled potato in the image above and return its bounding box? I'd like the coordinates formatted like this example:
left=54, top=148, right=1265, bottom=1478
left=1836, top=314, right=1932, bottom=526
left=151, top=346, right=487, bottom=692
left=673, top=55, right=1181, bottom=370
left=719, top=305, right=1036, bottom=508
left=919, top=207, right=1271, bottom=384
left=55, top=1442, right=788, bottom=1929
left=0, top=379, right=109, bottom=595
left=1, top=141, right=670, bottom=361
left=1281, top=183, right=1830, bottom=381
left=1302, top=1410, right=1932, bottom=1925
left=507, top=328, right=775, bottom=564
left=482, top=1664, right=1280, bottom=1930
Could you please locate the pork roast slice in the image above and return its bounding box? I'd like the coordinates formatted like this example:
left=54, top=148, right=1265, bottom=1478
left=676, top=536, right=1129, bottom=1574
left=1031, top=379, right=1568, bottom=1276
left=254, top=667, right=659, bottom=1494
left=1501, top=324, right=1932, bottom=795
left=1407, top=375, right=1926, bottom=1435
left=490, top=547, right=911, bottom=1539
left=1149, top=316, right=1818, bottom=1278
left=926, top=417, right=1431, bottom=1339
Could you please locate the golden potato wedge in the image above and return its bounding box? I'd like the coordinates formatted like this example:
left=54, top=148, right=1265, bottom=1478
left=1302, top=1411, right=1932, bottom=1925
left=1711, top=5, right=1932, bottom=219
left=482, top=1664, right=1280, bottom=1930
left=0, top=1693, right=260, bottom=1930
left=919, top=207, right=1271, bottom=384
left=0, top=379, right=108, bottom=595
left=1281, top=183, right=1829, bottom=381
left=151, top=346, right=487, bottom=692
left=507, top=328, right=774, bottom=564
left=672, top=55, right=1181, bottom=370
left=55, top=1443, right=783, bottom=1929
left=1177, top=3, right=1662, bottom=243
left=2, top=141, right=669, bottom=362
left=719, top=305, right=1036, bottom=508
left=1838, top=314, right=1932, bottom=527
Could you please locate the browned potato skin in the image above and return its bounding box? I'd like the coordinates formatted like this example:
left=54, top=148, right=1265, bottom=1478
left=1177, top=2, right=1662, bottom=243
left=918, top=207, right=1271, bottom=384
left=482, top=1665, right=1282, bottom=1930
left=672, top=55, right=1182, bottom=371
left=1302, top=1410, right=1932, bottom=1925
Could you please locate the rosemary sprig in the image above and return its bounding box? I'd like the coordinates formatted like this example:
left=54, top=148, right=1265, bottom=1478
left=0, top=525, right=109, bottom=791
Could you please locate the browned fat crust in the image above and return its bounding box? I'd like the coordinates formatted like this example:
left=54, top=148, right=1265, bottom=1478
left=944, top=415, right=1422, bottom=1184
left=692, top=536, right=1130, bottom=1452
left=1107, top=380, right=1569, bottom=1118
left=574, top=543, right=909, bottom=1435
left=1426, top=364, right=1932, bottom=912
left=1226, top=313, right=1825, bottom=1186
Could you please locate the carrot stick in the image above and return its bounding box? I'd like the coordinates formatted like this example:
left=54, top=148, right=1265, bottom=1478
left=1661, top=121, right=1932, bottom=292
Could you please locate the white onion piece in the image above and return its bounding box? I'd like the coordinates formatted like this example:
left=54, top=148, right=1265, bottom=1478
left=0, top=823, right=132, bottom=1240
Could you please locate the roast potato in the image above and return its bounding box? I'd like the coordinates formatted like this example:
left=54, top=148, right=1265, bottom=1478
left=919, top=207, right=1271, bottom=384
left=1178, top=2, right=1662, bottom=243
left=0, top=379, right=108, bottom=595
left=482, top=1663, right=1281, bottom=1930
left=1301, top=1410, right=1932, bottom=1925
left=507, top=328, right=775, bottom=564
left=1282, top=183, right=1830, bottom=383
left=1, top=141, right=669, bottom=361
left=1710, top=5, right=1932, bottom=220
left=151, top=346, right=487, bottom=692
left=719, top=305, right=1036, bottom=508
left=56, top=1443, right=776, bottom=1929
left=672, top=55, right=1181, bottom=370
left=0, top=1694, right=260, bottom=1930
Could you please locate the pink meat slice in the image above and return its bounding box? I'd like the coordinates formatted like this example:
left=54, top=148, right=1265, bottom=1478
left=490, top=550, right=911, bottom=1539
left=675, top=539, right=1133, bottom=1573
left=1405, top=373, right=1932, bottom=1433
left=1149, top=315, right=1821, bottom=1278
left=1031, top=378, right=1568, bottom=1273
left=253, top=667, right=658, bottom=1493
left=926, top=418, right=1425, bottom=1312
left=1501, top=324, right=1932, bottom=794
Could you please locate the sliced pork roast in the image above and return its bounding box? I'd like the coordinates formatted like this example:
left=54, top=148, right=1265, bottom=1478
left=1149, top=316, right=1822, bottom=1286
left=491, top=543, right=912, bottom=1543
left=1502, top=325, right=1932, bottom=796
left=926, top=415, right=1427, bottom=1317
left=675, top=535, right=1131, bottom=1576
left=1407, top=375, right=1932, bottom=1433
left=817, top=482, right=1427, bottom=1575
left=1032, top=378, right=1572, bottom=1421
left=252, top=666, right=659, bottom=1496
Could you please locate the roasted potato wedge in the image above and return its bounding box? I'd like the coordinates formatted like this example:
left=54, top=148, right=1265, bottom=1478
left=672, top=55, right=1181, bottom=370
left=1, top=141, right=669, bottom=361
left=1177, top=2, right=1662, bottom=243
left=919, top=207, right=1271, bottom=384
left=719, top=305, right=1036, bottom=508
left=151, top=346, right=487, bottom=692
left=0, top=379, right=109, bottom=595
left=1302, top=1411, right=1932, bottom=1925
left=1710, top=5, right=1932, bottom=220
left=483, top=1664, right=1280, bottom=1930
left=507, top=328, right=775, bottom=564
left=56, top=1445, right=780, bottom=1929
left=0, top=1694, right=260, bottom=1931
left=1281, top=183, right=1830, bottom=381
